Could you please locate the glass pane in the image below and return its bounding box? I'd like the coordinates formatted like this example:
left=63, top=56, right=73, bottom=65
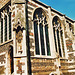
left=39, top=23, right=45, bottom=55
left=53, top=28, right=58, bottom=52
left=45, top=25, right=51, bottom=56
left=60, top=31, right=65, bottom=57
left=34, top=22, right=40, bottom=55
left=9, top=13, right=11, bottom=39
left=57, top=30, right=62, bottom=57
left=1, top=19, right=3, bottom=43
left=5, top=16, right=7, bottom=41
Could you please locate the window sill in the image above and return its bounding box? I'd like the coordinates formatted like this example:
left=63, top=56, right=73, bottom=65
left=59, top=57, right=68, bottom=60
left=31, top=55, right=56, bottom=59
left=31, top=55, right=68, bottom=60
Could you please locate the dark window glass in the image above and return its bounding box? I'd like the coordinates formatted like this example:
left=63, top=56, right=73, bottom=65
left=60, top=31, right=65, bottom=57
left=69, top=23, right=71, bottom=31
left=5, top=16, right=7, bottom=41
left=39, top=23, right=45, bottom=55
left=45, top=25, right=50, bottom=56
left=57, top=30, right=62, bottom=57
left=53, top=27, right=57, bottom=52
left=9, top=13, right=11, bottom=39
left=34, top=22, right=40, bottom=55
left=1, top=19, right=3, bottom=43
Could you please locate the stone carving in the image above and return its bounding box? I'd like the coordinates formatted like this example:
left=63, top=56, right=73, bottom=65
left=13, top=17, right=24, bottom=54
left=16, top=30, right=23, bottom=54
left=16, top=30, right=23, bottom=43
left=14, top=11, right=25, bottom=29
left=53, top=21, right=62, bottom=31
left=14, top=18, right=24, bottom=31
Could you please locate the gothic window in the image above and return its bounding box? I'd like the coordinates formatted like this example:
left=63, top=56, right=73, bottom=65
left=0, top=4, right=12, bottom=44
left=53, top=16, right=65, bottom=57
left=33, top=8, right=51, bottom=56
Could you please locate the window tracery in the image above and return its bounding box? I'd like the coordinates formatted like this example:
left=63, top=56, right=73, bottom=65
left=0, top=4, right=12, bottom=44
left=33, top=8, right=50, bottom=56
left=53, top=16, right=65, bottom=57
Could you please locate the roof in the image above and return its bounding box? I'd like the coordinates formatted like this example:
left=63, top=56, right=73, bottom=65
left=33, top=0, right=75, bottom=23
left=0, top=0, right=74, bottom=23
left=0, top=0, right=10, bottom=9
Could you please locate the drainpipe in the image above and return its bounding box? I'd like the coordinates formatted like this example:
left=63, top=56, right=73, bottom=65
left=25, top=0, right=32, bottom=75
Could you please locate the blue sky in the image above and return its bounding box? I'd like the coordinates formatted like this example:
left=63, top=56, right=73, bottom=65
left=39, top=0, right=75, bottom=20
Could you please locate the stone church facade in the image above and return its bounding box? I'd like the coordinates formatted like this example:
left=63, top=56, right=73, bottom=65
left=0, top=0, right=75, bottom=75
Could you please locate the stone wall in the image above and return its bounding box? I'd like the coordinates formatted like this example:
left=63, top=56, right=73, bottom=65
left=0, top=40, right=13, bottom=74
left=31, top=57, right=56, bottom=75
left=0, top=40, right=13, bottom=53
left=27, top=0, right=75, bottom=75
left=65, top=23, right=75, bottom=74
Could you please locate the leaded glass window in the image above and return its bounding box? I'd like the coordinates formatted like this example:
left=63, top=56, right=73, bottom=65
left=45, top=25, right=50, bottom=55
left=0, top=4, right=12, bottom=44
left=34, top=21, right=40, bottom=55
left=53, top=16, right=65, bottom=57
left=39, top=23, right=45, bottom=55
left=33, top=8, right=51, bottom=56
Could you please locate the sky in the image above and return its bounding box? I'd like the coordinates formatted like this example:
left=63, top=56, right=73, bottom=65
left=39, top=0, right=75, bottom=20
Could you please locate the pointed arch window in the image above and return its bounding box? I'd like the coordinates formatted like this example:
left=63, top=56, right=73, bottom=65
left=33, top=8, right=51, bottom=56
left=52, top=16, right=65, bottom=57
left=0, top=4, right=12, bottom=44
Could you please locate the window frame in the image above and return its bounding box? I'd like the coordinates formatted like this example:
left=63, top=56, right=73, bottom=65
left=33, top=8, right=51, bottom=57
left=0, top=4, right=12, bottom=44
left=52, top=16, right=65, bottom=58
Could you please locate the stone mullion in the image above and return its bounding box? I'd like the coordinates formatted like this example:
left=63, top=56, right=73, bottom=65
left=59, top=31, right=63, bottom=57
left=63, top=27, right=67, bottom=57
left=0, top=19, right=1, bottom=43
left=7, top=15, right=9, bottom=40
left=62, top=31, right=65, bottom=57
left=3, top=13, right=5, bottom=42
left=43, top=23, right=47, bottom=56
left=13, top=31, right=16, bottom=57
left=37, top=22, right=42, bottom=55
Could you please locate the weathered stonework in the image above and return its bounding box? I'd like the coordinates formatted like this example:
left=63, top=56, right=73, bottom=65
left=0, top=40, right=13, bottom=53
left=0, top=0, right=75, bottom=75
